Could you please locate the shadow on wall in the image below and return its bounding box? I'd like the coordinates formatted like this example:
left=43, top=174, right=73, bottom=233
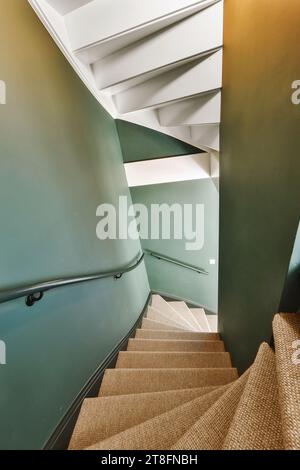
left=280, top=220, right=300, bottom=313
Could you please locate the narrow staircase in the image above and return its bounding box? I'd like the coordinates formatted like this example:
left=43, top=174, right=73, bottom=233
left=68, top=299, right=300, bottom=450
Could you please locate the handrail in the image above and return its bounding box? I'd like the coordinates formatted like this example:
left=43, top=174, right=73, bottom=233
left=0, top=253, right=144, bottom=307
left=144, top=250, right=209, bottom=275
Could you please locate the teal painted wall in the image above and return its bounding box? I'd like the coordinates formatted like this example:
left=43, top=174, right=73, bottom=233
left=116, top=119, right=201, bottom=163
left=0, top=1, right=149, bottom=449
left=131, top=179, right=219, bottom=312
left=219, top=0, right=300, bottom=372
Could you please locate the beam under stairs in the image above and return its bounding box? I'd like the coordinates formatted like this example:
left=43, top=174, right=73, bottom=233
left=124, top=153, right=211, bottom=187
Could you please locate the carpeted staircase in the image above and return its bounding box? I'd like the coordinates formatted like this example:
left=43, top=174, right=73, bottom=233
left=68, top=296, right=300, bottom=450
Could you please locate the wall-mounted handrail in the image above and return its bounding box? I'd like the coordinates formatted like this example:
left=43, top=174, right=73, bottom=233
left=144, top=250, right=209, bottom=275
left=0, top=253, right=144, bottom=307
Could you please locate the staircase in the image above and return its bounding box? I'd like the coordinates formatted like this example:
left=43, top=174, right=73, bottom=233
left=68, top=299, right=300, bottom=450
left=29, top=0, right=223, bottom=153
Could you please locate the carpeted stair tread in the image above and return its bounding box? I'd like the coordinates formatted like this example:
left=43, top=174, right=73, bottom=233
left=223, top=343, right=284, bottom=450
left=190, top=308, right=211, bottom=332
left=99, top=368, right=238, bottom=396
left=273, top=313, right=300, bottom=450
left=141, top=318, right=187, bottom=331
left=116, top=351, right=232, bottom=369
left=127, top=338, right=225, bottom=352
left=172, top=369, right=250, bottom=450
left=85, top=385, right=230, bottom=450
left=168, top=301, right=201, bottom=331
left=68, top=300, right=300, bottom=451
left=69, top=386, right=219, bottom=450
left=135, top=329, right=220, bottom=341
left=146, top=306, right=191, bottom=331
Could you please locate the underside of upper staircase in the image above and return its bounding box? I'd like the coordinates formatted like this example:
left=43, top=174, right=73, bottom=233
left=29, top=0, right=223, bottom=153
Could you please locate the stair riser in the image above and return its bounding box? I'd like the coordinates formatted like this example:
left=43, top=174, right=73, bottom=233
left=128, top=339, right=225, bottom=352
left=115, top=50, right=222, bottom=114
left=116, top=352, right=232, bottom=369
left=67, top=0, right=220, bottom=56
left=135, top=329, right=220, bottom=340
left=100, top=368, right=238, bottom=396
left=69, top=385, right=220, bottom=450
left=141, top=319, right=187, bottom=331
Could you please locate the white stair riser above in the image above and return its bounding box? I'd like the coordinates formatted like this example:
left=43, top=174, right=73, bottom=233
left=114, top=50, right=222, bottom=114
left=93, top=2, right=223, bottom=90
left=67, top=0, right=221, bottom=63
left=30, top=0, right=224, bottom=151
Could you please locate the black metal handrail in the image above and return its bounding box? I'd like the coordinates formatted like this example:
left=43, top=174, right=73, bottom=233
left=0, top=253, right=144, bottom=307
left=144, top=250, right=209, bottom=275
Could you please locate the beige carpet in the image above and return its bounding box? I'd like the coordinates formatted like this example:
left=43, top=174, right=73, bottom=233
left=69, top=386, right=219, bottom=450
left=273, top=313, right=300, bottom=450
left=172, top=369, right=250, bottom=450
left=100, top=367, right=237, bottom=396
left=85, top=386, right=230, bottom=450
left=127, top=338, right=225, bottom=352
left=135, top=329, right=220, bottom=340
left=116, top=351, right=231, bottom=369
left=68, top=297, right=300, bottom=451
left=223, top=343, right=283, bottom=450
left=141, top=317, right=186, bottom=331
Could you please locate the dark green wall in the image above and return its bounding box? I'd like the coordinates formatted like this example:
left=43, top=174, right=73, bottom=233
left=116, top=119, right=201, bottom=163
left=131, top=179, right=219, bottom=312
left=219, top=0, right=300, bottom=372
left=0, top=0, right=149, bottom=449
left=280, top=221, right=300, bottom=313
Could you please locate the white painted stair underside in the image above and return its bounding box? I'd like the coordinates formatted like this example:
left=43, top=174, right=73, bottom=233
left=29, top=0, right=224, bottom=152
left=68, top=0, right=220, bottom=63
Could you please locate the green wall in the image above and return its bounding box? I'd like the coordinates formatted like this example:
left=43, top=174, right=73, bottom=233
left=116, top=119, right=201, bottom=163
left=219, top=0, right=300, bottom=372
left=0, top=0, right=149, bottom=449
left=131, top=179, right=219, bottom=312
left=280, top=221, right=300, bottom=313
